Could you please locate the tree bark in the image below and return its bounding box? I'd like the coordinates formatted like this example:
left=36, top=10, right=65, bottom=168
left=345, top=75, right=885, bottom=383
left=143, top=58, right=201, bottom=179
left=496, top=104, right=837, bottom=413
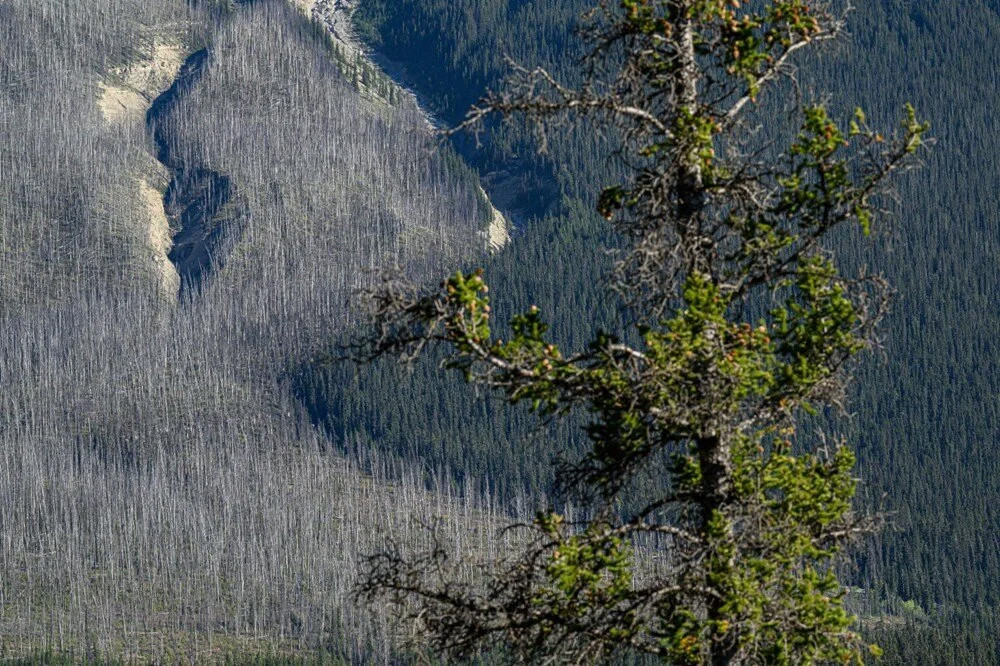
left=697, top=434, right=737, bottom=665
left=677, top=10, right=705, bottom=221
left=679, top=8, right=735, bottom=662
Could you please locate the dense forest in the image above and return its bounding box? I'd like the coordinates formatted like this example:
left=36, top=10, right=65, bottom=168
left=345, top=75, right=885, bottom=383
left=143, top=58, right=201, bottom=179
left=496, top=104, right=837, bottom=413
left=345, top=0, right=1000, bottom=663
left=1, top=0, right=999, bottom=662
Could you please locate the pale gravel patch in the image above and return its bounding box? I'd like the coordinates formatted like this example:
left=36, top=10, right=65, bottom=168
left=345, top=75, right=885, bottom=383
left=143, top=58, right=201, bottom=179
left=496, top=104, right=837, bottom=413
left=97, top=82, right=147, bottom=123
left=140, top=178, right=180, bottom=300
left=289, top=0, right=317, bottom=15
left=480, top=185, right=511, bottom=251
left=127, top=42, right=185, bottom=96
left=98, top=42, right=185, bottom=125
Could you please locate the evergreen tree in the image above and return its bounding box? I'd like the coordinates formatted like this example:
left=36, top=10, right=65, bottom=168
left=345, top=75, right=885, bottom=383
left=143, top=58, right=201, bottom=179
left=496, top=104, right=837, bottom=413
left=357, top=1, right=929, bottom=663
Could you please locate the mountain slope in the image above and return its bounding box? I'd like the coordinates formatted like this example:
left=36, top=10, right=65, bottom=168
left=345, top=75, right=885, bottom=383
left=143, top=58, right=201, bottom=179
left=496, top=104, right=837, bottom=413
left=0, top=0, right=510, bottom=660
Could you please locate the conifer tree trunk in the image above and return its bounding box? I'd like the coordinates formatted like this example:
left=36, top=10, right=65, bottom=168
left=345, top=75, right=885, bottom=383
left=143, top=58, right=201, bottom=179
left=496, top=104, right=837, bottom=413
left=677, top=11, right=705, bottom=221
left=680, top=14, right=736, bottom=660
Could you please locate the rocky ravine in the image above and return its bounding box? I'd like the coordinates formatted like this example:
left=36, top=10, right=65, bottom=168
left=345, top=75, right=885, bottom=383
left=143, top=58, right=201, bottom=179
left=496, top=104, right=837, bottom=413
left=146, top=48, right=244, bottom=298
left=98, top=40, right=187, bottom=300
left=96, top=2, right=510, bottom=306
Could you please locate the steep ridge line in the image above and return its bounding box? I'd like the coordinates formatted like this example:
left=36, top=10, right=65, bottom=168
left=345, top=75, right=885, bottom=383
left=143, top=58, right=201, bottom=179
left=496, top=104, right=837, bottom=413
left=292, top=0, right=511, bottom=251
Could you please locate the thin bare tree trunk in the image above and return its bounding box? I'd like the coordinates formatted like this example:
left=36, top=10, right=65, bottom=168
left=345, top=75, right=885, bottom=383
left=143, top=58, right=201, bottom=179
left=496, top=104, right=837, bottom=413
left=677, top=10, right=704, bottom=221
